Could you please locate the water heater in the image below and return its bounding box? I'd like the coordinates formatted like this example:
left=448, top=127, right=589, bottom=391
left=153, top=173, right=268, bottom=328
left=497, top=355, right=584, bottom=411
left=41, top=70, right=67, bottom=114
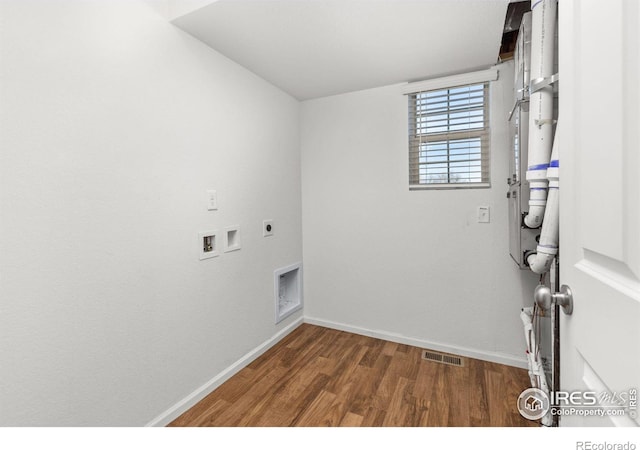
left=507, top=12, right=539, bottom=269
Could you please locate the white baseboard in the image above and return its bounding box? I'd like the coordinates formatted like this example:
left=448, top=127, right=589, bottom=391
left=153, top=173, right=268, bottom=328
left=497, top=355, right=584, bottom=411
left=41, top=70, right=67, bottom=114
left=304, top=317, right=528, bottom=369
left=146, top=317, right=304, bottom=427
left=148, top=314, right=526, bottom=426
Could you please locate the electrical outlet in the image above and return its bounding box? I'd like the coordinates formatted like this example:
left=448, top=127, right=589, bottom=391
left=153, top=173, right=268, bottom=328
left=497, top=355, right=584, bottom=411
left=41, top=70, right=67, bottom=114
left=263, top=220, right=274, bottom=237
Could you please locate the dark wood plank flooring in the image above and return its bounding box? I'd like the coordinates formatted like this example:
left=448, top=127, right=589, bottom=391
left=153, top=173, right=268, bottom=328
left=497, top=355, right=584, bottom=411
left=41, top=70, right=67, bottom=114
left=169, top=324, right=538, bottom=427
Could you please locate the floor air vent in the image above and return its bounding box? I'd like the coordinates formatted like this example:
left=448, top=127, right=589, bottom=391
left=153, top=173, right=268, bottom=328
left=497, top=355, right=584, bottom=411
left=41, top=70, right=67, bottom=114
left=421, top=350, right=465, bottom=367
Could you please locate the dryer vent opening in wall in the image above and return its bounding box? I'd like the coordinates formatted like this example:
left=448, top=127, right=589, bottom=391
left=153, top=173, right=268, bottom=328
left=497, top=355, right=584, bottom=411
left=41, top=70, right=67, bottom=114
left=421, top=350, right=465, bottom=367
left=274, top=263, right=303, bottom=324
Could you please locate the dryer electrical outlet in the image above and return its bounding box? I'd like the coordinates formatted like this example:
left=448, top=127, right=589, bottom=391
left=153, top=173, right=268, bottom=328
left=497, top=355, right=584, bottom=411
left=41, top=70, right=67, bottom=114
left=263, top=220, right=274, bottom=237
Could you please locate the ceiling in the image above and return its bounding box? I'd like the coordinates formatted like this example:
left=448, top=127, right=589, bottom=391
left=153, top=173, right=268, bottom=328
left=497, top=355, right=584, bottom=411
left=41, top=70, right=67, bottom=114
left=171, top=0, right=509, bottom=100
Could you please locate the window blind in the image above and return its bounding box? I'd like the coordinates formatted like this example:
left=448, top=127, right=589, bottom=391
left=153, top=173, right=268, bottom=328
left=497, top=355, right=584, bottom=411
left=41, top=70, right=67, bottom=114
left=408, top=82, right=490, bottom=189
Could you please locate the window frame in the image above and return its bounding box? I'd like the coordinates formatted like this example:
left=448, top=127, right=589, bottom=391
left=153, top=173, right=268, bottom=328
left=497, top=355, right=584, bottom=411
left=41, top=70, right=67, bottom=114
left=403, top=69, right=496, bottom=191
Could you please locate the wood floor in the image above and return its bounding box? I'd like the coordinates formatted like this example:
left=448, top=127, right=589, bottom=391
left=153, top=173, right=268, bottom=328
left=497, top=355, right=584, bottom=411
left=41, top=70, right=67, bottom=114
left=169, top=324, right=538, bottom=427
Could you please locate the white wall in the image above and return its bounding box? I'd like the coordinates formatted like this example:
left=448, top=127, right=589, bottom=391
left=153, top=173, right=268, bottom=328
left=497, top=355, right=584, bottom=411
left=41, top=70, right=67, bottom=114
left=167, top=0, right=217, bottom=20
left=0, top=0, right=539, bottom=426
left=0, top=0, right=302, bottom=426
left=301, top=61, right=538, bottom=366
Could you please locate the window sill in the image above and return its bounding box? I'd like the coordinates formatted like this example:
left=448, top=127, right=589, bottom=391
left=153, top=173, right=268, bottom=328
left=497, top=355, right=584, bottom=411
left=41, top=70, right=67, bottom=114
left=409, top=182, right=491, bottom=191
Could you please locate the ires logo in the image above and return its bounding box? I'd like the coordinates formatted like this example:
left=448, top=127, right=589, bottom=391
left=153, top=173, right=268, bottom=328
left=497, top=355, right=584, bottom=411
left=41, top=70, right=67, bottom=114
left=518, top=387, right=638, bottom=421
left=551, top=391, right=599, bottom=406
left=517, top=388, right=550, bottom=420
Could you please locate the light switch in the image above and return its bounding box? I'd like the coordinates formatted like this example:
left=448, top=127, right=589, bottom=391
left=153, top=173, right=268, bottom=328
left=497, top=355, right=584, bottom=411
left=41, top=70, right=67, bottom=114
left=206, top=190, right=218, bottom=211
left=477, top=206, right=490, bottom=223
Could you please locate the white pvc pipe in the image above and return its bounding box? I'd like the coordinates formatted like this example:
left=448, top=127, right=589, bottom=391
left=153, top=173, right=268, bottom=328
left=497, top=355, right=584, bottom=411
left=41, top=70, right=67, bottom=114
left=525, top=191, right=547, bottom=229
left=520, top=307, right=553, bottom=426
left=520, top=308, right=550, bottom=393
left=520, top=308, right=538, bottom=387
left=528, top=127, right=559, bottom=274
left=523, top=0, right=557, bottom=229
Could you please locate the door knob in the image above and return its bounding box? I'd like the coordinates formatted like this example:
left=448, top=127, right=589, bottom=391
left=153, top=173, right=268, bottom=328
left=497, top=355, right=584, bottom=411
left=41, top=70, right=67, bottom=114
left=534, top=284, right=574, bottom=315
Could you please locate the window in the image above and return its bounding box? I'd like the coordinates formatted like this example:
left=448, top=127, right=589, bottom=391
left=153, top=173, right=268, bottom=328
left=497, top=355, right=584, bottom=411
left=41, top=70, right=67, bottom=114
left=408, top=82, right=490, bottom=189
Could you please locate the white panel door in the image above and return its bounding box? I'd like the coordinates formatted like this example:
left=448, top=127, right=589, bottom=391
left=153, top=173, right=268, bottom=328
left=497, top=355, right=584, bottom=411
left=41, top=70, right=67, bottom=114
left=559, top=0, right=640, bottom=426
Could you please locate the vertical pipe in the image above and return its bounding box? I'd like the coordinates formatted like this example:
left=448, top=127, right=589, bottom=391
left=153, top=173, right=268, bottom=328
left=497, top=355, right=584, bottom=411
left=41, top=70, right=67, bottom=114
left=524, top=0, right=557, bottom=229
left=527, top=126, right=559, bottom=273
